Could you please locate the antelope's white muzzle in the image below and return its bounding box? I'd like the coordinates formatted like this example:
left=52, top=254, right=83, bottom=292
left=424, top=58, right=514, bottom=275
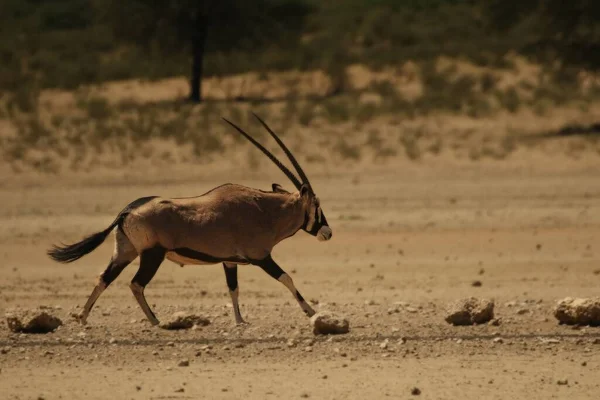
left=317, top=226, right=332, bottom=241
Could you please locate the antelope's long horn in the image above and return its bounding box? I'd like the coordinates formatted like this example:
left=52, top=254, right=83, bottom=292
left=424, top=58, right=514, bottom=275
left=251, top=112, right=312, bottom=191
left=222, top=117, right=303, bottom=190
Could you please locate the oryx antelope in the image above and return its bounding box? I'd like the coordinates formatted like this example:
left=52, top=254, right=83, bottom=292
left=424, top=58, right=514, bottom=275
left=47, top=113, right=332, bottom=326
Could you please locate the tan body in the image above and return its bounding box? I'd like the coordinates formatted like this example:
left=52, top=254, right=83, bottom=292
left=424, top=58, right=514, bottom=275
left=124, top=184, right=305, bottom=264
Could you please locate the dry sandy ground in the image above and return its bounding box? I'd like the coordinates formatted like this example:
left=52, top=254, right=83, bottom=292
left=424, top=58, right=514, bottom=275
left=1, top=156, right=599, bottom=400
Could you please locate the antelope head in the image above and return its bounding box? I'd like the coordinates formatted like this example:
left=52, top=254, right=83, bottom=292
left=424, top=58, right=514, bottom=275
left=223, top=113, right=332, bottom=242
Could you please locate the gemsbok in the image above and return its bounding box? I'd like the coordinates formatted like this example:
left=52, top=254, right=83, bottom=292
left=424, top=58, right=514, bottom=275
left=47, top=113, right=332, bottom=326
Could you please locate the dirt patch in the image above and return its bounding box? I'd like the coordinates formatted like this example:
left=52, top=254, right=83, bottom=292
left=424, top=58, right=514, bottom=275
left=1, top=158, right=600, bottom=399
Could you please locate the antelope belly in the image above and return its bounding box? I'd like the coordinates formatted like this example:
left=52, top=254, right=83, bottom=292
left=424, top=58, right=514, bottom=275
left=166, top=251, right=214, bottom=266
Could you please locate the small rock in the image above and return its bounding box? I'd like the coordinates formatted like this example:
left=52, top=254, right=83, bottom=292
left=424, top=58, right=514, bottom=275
left=310, top=312, right=350, bottom=335
left=557, top=379, right=568, bottom=386
left=516, top=308, right=529, bottom=315
left=471, top=280, right=482, bottom=287
left=6, top=310, right=62, bottom=334
left=109, top=338, right=117, bottom=345
left=411, top=387, right=421, bottom=395
left=445, top=298, right=494, bottom=326
left=380, top=340, right=389, bottom=349
left=492, top=337, right=503, bottom=344
left=554, top=297, right=600, bottom=326
left=174, top=388, right=184, bottom=393
left=159, top=312, right=210, bottom=330
left=489, top=318, right=502, bottom=326
left=178, top=359, right=190, bottom=367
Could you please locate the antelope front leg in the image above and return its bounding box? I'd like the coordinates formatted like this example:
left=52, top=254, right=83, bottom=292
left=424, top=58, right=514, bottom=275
left=255, top=255, right=316, bottom=317
left=223, top=262, right=246, bottom=324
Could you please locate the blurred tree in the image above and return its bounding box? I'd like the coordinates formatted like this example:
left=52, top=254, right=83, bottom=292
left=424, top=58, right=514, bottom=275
left=98, top=0, right=311, bottom=102
left=486, top=0, right=600, bottom=69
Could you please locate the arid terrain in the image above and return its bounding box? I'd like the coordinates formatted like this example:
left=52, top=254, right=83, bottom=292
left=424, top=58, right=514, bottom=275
left=1, top=149, right=599, bottom=400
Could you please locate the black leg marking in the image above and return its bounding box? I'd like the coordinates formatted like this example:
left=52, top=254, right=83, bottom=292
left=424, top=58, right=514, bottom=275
left=79, top=259, right=133, bottom=325
left=256, top=255, right=285, bottom=280
left=101, top=261, right=130, bottom=286
left=130, top=246, right=166, bottom=325
left=223, top=263, right=238, bottom=291
left=255, top=256, right=315, bottom=317
left=132, top=246, right=166, bottom=287
left=223, top=263, right=245, bottom=324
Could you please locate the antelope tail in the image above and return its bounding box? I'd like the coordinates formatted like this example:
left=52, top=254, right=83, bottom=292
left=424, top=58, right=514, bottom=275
left=47, top=196, right=157, bottom=263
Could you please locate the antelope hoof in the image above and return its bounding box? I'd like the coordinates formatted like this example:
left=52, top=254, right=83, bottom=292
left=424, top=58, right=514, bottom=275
left=71, top=312, right=88, bottom=325
left=235, top=319, right=249, bottom=326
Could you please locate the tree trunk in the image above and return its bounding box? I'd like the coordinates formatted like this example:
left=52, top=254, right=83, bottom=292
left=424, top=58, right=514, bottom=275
left=190, top=17, right=208, bottom=102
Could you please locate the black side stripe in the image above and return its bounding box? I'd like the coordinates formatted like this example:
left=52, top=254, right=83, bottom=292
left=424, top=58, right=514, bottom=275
left=172, top=248, right=252, bottom=265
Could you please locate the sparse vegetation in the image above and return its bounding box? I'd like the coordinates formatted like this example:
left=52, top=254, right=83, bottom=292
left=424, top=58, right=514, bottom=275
left=1, top=1, right=599, bottom=173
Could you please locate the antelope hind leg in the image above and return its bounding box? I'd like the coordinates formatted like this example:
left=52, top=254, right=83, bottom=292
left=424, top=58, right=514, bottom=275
left=79, top=230, right=137, bottom=324
left=129, top=246, right=166, bottom=326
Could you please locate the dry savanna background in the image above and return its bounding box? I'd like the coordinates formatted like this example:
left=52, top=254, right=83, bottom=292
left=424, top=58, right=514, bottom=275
left=1, top=1, right=600, bottom=399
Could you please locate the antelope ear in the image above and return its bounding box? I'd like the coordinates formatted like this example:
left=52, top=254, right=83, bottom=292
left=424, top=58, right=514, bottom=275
left=272, top=183, right=289, bottom=193
left=300, top=184, right=309, bottom=197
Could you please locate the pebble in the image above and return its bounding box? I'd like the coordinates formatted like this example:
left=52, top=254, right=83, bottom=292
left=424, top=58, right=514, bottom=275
left=178, top=360, right=190, bottom=367
left=411, top=387, right=421, bottom=395
left=557, top=379, right=568, bottom=386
